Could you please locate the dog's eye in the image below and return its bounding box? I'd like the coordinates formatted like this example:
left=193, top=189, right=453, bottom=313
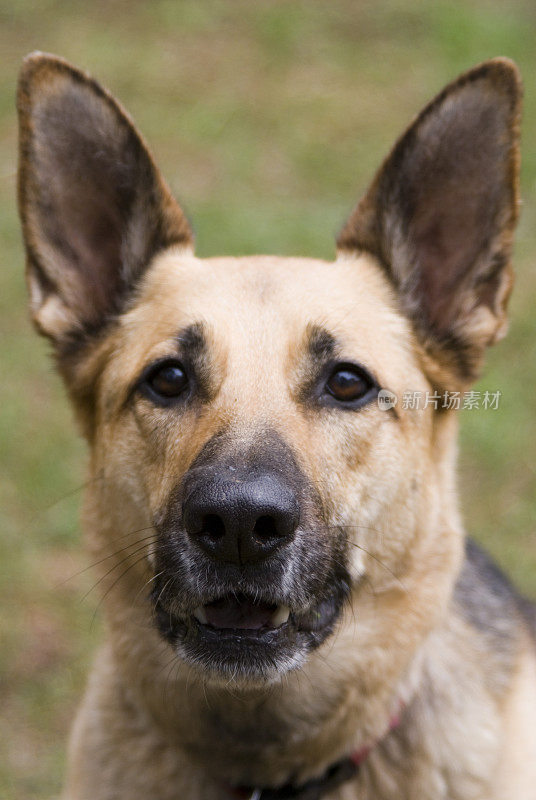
left=143, top=361, right=189, bottom=401
left=324, top=364, right=376, bottom=406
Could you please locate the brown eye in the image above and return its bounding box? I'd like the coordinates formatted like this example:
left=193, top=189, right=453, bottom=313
left=144, top=361, right=189, bottom=400
left=325, top=366, right=374, bottom=404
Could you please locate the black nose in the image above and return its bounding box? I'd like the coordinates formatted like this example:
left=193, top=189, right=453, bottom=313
left=182, top=471, right=300, bottom=565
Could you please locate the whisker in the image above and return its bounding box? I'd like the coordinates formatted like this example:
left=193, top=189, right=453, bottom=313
left=132, top=569, right=166, bottom=606
left=109, top=525, right=158, bottom=542
left=56, top=532, right=158, bottom=588
left=152, top=577, right=173, bottom=612
left=90, top=553, right=152, bottom=629
left=79, top=540, right=155, bottom=603
left=28, top=470, right=105, bottom=523
left=345, top=540, right=408, bottom=592
left=324, top=524, right=386, bottom=536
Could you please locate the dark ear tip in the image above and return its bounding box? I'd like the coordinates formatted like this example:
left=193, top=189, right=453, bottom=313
left=460, top=57, right=523, bottom=110
left=17, top=52, right=90, bottom=111
left=481, top=56, right=522, bottom=84
left=487, top=55, right=521, bottom=75
left=21, top=50, right=62, bottom=65
left=19, top=51, right=70, bottom=84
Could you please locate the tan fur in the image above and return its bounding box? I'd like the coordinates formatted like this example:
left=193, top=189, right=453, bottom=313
left=494, top=636, right=536, bottom=798
left=16, top=54, right=536, bottom=799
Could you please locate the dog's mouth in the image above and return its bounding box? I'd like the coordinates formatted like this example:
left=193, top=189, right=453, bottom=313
left=192, top=594, right=291, bottom=631
left=153, top=584, right=346, bottom=682
left=188, top=592, right=343, bottom=637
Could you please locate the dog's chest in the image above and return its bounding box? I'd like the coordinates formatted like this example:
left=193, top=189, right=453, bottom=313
left=183, top=704, right=497, bottom=800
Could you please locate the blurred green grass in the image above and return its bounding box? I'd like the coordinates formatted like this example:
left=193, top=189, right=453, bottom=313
left=1, top=1, right=535, bottom=797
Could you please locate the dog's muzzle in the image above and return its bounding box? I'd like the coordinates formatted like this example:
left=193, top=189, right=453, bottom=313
left=151, top=435, right=350, bottom=681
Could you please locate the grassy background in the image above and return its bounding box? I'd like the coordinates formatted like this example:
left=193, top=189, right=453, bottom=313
left=1, top=1, right=535, bottom=797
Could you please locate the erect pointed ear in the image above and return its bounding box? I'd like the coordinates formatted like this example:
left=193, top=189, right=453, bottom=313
left=337, top=58, right=521, bottom=388
left=18, top=52, right=193, bottom=348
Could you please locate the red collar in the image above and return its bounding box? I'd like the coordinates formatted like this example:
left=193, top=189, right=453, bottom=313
left=227, top=706, right=403, bottom=800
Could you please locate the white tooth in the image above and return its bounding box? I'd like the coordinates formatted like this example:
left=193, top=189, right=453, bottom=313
left=271, top=605, right=290, bottom=627
left=193, top=606, right=208, bottom=624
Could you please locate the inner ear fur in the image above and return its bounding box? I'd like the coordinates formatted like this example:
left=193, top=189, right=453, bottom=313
left=17, top=52, right=193, bottom=348
left=337, top=58, right=522, bottom=389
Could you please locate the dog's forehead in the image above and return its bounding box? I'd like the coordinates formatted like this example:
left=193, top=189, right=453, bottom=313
left=134, top=250, right=408, bottom=352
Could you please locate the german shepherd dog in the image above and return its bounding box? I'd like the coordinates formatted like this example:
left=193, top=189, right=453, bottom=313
left=17, top=53, right=536, bottom=799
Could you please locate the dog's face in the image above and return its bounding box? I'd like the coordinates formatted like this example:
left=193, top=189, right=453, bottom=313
left=93, top=251, right=428, bottom=680
left=18, top=54, right=520, bottom=685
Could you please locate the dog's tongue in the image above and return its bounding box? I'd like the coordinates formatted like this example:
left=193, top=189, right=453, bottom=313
left=204, top=595, right=277, bottom=630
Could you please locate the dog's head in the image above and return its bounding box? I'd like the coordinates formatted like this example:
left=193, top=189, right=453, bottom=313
left=18, top=54, right=521, bottom=686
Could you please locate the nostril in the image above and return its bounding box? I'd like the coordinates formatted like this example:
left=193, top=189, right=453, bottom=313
left=253, top=515, right=279, bottom=541
left=201, top=513, right=225, bottom=541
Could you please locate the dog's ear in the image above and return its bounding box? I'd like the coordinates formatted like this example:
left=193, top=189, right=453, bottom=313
left=337, top=58, right=521, bottom=388
left=17, top=52, right=193, bottom=348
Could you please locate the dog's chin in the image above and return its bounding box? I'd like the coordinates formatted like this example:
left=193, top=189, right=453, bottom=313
left=153, top=590, right=344, bottom=685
